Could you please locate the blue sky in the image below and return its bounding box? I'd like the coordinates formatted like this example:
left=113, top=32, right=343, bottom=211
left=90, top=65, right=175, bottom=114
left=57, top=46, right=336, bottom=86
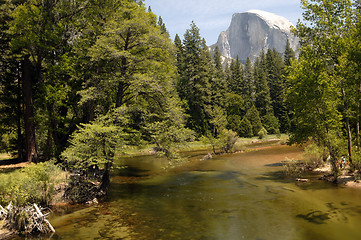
left=144, top=0, right=303, bottom=45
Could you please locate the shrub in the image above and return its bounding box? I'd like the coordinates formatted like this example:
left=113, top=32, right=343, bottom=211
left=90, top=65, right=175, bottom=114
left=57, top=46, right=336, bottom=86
left=262, top=113, right=280, bottom=134
left=227, top=115, right=243, bottom=135
left=352, top=152, right=361, bottom=173
left=303, top=142, right=328, bottom=165
left=217, top=129, right=238, bottom=153
left=258, top=127, right=268, bottom=139
left=0, top=161, right=65, bottom=206
left=237, top=117, right=253, bottom=138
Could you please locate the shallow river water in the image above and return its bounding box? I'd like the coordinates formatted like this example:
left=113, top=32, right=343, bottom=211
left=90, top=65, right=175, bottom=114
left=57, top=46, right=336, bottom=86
left=48, top=144, right=361, bottom=240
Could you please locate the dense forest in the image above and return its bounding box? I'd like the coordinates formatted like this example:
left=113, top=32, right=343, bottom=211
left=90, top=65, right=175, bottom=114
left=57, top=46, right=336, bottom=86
left=1, top=0, right=361, bottom=196
left=0, top=0, right=294, bottom=169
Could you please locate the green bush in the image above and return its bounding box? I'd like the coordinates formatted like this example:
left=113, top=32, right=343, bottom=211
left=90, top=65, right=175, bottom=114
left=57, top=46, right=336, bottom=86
left=352, top=152, right=361, bottom=173
left=217, top=129, right=238, bottom=153
left=261, top=113, right=280, bottom=134
left=303, top=142, right=328, bottom=165
left=0, top=161, right=65, bottom=206
left=227, top=115, right=243, bottom=135
left=237, top=117, right=253, bottom=138
left=258, top=127, right=268, bottom=139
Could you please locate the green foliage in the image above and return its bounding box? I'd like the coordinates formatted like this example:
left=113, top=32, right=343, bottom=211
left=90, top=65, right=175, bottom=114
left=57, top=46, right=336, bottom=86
left=351, top=152, right=361, bottom=175
left=245, top=105, right=263, bottom=136
left=227, top=115, right=242, bottom=136
left=85, top=1, right=177, bottom=110
left=286, top=47, right=343, bottom=145
left=236, top=117, right=253, bottom=138
left=254, top=52, right=272, bottom=116
left=262, top=113, right=280, bottom=134
left=217, top=129, right=238, bottom=153
left=228, top=57, right=244, bottom=94
left=284, top=39, right=295, bottom=66
left=208, top=105, right=227, bottom=135
left=175, top=22, right=216, bottom=136
left=225, top=93, right=244, bottom=116
left=303, top=142, right=329, bottom=164
left=242, top=57, right=255, bottom=107
left=199, top=105, right=227, bottom=154
left=145, top=102, right=195, bottom=161
left=0, top=161, right=65, bottom=206
left=258, top=127, right=268, bottom=139
left=266, top=49, right=287, bottom=128
left=61, top=121, right=123, bottom=172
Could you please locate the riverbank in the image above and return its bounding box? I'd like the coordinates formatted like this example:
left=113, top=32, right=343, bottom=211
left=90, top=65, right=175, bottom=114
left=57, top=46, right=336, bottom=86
left=314, top=163, right=361, bottom=189
left=118, top=134, right=288, bottom=156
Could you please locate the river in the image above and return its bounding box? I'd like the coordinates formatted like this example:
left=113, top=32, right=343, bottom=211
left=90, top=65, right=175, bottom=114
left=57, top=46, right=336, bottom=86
left=47, top=144, right=361, bottom=240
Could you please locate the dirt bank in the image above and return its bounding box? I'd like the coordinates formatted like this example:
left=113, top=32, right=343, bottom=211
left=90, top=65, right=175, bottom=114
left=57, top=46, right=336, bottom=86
left=314, top=163, right=361, bottom=188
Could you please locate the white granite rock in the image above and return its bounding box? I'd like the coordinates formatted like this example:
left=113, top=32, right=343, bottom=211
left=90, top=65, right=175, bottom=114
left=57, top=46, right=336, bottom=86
left=211, top=10, right=299, bottom=63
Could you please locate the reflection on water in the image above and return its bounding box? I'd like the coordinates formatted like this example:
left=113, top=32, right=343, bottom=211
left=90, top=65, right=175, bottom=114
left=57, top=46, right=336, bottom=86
left=49, top=145, right=361, bottom=240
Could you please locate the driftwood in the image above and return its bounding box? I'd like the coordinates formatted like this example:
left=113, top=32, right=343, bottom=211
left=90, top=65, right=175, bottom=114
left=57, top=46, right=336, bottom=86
left=0, top=203, right=55, bottom=235
left=296, top=178, right=309, bottom=182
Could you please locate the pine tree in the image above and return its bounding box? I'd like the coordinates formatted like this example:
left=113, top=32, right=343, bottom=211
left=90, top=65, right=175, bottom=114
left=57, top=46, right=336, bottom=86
left=266, top=49, right=287, bottom=132
left=0, top=0, right=23, bottom=158
left=225, top=92, right=244, bottom=134
left=176, top=22, right=213, bottom=136
left=254, top=52, right=272, bottom=117
left=210, top=46, right=227, bottom=107
left=284, top=39, right=295, bottom=67
left=228, top=56, right=243, bottom=94
left=244, top=104, right=263, bottom=136
left=158, top=16, right=169, bottom=35
left=242, top=57, right=255, bottom=108
left=6, top=0, right=80, bottom=161
left=238, top=117, right=253, bottom=138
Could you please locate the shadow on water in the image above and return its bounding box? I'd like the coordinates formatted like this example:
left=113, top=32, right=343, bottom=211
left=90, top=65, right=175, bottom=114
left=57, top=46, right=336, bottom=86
left=255, top=170, right=291, bottom=182
left=255, top=169, right=343, bottom=192
left=115, top=166, right=151, bottom=177
left=109, top=170, right=248, bottom=201
left=296, top=201, right=360, bottom=225
left=264, top=162, right=286, bottom=167
left=296, top=211, right=331, bottom=224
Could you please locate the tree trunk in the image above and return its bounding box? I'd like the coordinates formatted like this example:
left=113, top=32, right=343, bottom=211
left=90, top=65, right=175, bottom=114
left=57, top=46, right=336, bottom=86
left=357, top=103, right=360, bottom=151
left=22, top=56, right=37, bottom=162
left=345, top=117, right=353, bottom=166
left=342, top=87, right=353, bottom=166
left=357, top=82, right=361, bottom=150
left=99, top=162, right=111, bottom=193
left=17, top=62, right=24, bottom=162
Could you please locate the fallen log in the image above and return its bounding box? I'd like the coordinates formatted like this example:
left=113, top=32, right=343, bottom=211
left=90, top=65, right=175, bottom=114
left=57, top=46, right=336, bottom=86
left=0, top=205, right=6, bottom=218
left=0, top=203, right=55, bottom=235
left=33, top=204, right=55, bottom=233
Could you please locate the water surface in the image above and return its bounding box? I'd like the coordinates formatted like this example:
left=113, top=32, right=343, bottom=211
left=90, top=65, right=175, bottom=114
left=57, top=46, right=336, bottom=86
left=49, top=145, right=361, bottom=239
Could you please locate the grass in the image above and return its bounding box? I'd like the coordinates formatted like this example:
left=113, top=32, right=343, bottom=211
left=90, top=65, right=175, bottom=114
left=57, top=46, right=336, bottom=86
left=0, top=153, right=14, bottom=161
left=0, top=161, right=67, bottom=206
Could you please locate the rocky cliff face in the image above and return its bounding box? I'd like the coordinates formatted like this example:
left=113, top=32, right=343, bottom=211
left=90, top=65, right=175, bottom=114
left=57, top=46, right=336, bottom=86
left=211, top=10, right=299, bottom=62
